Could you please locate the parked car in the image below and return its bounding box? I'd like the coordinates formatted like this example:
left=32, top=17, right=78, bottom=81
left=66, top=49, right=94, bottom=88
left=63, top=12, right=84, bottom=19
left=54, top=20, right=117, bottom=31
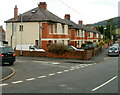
left=112, top=43, right=120, bottom=53
left=0, top=46, right=16, bottom=65
left=108, top=46, right=119, bottom=56
left=16, top=44, right=45, bottom=52
left=68, top=46, right=84, bottom=51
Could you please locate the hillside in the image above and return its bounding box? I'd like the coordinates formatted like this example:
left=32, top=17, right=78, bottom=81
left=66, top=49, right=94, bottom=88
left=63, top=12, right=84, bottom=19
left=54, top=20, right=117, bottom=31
left=91, top=16, right=120, bottom=28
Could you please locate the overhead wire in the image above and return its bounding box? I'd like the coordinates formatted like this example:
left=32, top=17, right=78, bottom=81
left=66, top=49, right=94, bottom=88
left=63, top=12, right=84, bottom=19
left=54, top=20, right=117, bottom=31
left=58, top=0, right=81, bottom=15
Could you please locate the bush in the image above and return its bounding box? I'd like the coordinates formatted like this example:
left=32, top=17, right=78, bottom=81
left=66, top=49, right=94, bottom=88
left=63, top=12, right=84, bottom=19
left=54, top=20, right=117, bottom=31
left=98, top=41, right=104, bottom=48
left=47, top=44, right=69, bottom=54
left=87, top=41, right=93, bottom=44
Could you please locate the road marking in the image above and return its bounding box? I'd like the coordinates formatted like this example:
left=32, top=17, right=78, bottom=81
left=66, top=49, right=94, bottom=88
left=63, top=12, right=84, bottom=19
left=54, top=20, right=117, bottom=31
left=38, top=75, right=46, bottom=79
left=0, top=83, right=8, bottom=87
left=12, top=81, right=23, bottom=84
left=92, top=76, right=117, bottom=92
left=56, top=71, right=63, bottom=74
left=80, top=66, right=85, bottom=68
left=70, top=68, right=75, bottom=71
left=88, top=64, right=93, bottom=66
left=41, top=63, right=67, bottom=68
left=84, top=64, right=88, bottom=66
left=63, top=70, right=69, bottom=72
left=52, top=62, right=60, bottom=65
left=26, top=78, right=35, bottom=81
left=76, top=67, right=80, bottom=69
left=48, top=73, right=55, bottom=76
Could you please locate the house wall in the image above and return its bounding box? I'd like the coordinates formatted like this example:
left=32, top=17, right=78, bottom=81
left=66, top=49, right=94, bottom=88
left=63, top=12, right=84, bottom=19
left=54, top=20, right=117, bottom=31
left=41, top=22, right=70, bottom=50
left=6, top=22, right=70, bottom=50
left=6, top=22, right=101, bottom=50
left=6, top=22, right=39, bottom=48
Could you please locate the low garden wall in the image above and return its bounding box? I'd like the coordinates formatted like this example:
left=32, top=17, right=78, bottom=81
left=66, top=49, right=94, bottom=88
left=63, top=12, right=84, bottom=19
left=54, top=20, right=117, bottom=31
left=15, top=47, right=100, bottom=60
left=91, top=47, right=101, bottom=57
left=15, top=50, right=46, bottom=57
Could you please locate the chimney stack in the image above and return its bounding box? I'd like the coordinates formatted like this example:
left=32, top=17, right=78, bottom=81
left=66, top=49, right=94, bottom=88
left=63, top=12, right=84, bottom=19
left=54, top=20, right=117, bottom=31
left=64, top=14, right=70, bottom=20
left=14, top=5, right=18, bottom=21
left=38, top=2, right=47, bottom=10
left=78, top=20, right=83, bottom=25
left=93, top=27, right=97, bottom=30
left=86, top=24, right=90, bottom=27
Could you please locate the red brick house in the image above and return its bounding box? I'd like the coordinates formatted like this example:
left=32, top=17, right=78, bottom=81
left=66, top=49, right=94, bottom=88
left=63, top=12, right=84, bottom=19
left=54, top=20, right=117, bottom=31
left=5, top=2, right=101, bottom=50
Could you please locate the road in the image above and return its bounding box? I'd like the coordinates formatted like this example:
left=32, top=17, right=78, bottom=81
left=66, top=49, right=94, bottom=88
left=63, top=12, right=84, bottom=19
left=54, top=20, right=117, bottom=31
left=1, top=55, right=119, bottom=94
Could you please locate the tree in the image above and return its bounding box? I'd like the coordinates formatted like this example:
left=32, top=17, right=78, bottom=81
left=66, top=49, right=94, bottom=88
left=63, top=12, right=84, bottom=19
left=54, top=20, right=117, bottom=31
left=106, top=19, right=115, bottom=40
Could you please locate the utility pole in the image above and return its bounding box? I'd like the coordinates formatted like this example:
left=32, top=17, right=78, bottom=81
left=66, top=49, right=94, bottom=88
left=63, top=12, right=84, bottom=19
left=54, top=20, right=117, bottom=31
left=20, top=14, right=23, bottom=56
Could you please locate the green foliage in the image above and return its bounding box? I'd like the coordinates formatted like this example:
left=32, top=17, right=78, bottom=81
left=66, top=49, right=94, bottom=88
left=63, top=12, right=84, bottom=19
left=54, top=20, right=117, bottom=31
left=105, top=39, right=111, bottom=43
left=47, top=44, right=69, bottom=54
left=87, top=41, right=93, bottom=44
left=98, top=41, right=104, bottom=47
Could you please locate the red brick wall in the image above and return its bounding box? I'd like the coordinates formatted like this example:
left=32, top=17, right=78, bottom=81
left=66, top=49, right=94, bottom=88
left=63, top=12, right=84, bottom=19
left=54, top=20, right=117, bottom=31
left=15, top=48, right=100, bottom=60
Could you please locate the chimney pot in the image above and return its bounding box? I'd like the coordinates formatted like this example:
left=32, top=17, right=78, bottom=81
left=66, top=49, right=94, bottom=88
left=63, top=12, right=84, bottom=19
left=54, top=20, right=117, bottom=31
left=93, top=27, right=97, bottom=30
left=38, top=2, right=47, bottom=10
left=86, top=24, right=90, bottom=27
left=78, top=20, right=83, bottom=25
left=64, top=14, right=70, bottom=20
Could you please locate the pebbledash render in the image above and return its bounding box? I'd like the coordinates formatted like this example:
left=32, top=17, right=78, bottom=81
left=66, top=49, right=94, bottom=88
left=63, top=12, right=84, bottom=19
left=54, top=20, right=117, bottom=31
left=5, top=2, right=102, bottom=50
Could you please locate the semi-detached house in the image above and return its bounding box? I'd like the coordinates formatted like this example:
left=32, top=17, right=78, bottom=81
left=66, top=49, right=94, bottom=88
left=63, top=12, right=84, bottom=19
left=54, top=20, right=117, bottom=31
left=5, top=2, right=101, bottom=50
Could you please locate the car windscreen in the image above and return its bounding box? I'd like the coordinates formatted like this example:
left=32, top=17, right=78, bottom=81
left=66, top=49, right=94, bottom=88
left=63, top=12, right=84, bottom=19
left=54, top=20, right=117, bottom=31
left=109, top=47, right=118, bottom=50
left=0, top=47, right=14, bottom=53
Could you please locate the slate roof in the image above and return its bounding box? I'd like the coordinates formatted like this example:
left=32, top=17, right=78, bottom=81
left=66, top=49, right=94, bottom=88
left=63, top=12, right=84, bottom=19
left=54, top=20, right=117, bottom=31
left=64, top=19, right=101, bottom=34
left=64, top=19, right=80, bottom=29
left=5, top=7, right=66, bottom=24
left=5, top=6, right=101, bottom=34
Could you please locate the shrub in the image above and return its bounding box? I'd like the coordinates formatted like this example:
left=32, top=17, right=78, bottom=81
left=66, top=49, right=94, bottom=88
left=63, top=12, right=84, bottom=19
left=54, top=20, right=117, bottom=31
left=47, top=44, right=69, bottom=54
left=87, top=41, right=93, bottom=44
left=98, top=40, right=104, bottom=48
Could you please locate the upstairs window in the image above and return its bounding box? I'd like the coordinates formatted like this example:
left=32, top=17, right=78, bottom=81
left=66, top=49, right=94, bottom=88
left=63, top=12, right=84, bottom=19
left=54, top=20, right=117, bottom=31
left=54, top=24, right=57, bottom=33
left=62, top=25, right=64, bottom=33
left=19, top=25, right=23, bottom=31
left=81, top=30, right=85, bottom=37
left=88, top=32, right=90, bottom=38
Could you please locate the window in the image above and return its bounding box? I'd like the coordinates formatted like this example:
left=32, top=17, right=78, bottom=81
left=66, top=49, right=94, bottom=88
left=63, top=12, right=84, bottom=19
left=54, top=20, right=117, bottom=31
left=54, top=24, right=57, bottom=33
left=81, top=30, right=85, bottom=37
left=62, top=25, right=64, bottom=33
left=35, top=40, right=39, bottom=47
left=62, top=40, right=64, bottom=45
left=88, top=32, right=90, bottom=38
left=54, top=40, right=57, bottom=44
left=19, top=25, right=23, bottom=31
left=49, top=24, right=53, bottom=34
left=96, top=34, right=99, bottom=38
left=77, top=31, right=80, bottom=37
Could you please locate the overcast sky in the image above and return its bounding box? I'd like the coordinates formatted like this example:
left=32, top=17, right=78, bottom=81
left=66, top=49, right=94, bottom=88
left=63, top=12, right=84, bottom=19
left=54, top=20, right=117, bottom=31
left=0, top=0, right=119, bottom=29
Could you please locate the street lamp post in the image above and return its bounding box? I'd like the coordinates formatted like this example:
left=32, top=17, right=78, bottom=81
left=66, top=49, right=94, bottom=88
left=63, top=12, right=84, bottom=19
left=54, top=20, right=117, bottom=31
left=20, top=14, right=23, bottom=56
left=39, top=23, right=43, bottom=49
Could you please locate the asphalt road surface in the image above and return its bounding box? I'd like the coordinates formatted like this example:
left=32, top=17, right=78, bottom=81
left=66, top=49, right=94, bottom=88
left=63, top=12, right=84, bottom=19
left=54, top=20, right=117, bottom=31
left=1, top=55, right=119, bottom=94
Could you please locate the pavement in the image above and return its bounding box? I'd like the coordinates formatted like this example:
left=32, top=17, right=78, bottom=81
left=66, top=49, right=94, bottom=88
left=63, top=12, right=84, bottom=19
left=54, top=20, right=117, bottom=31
left=1, top=48, right=108, bottom=82
left=1, top=66, right=15, bottom=82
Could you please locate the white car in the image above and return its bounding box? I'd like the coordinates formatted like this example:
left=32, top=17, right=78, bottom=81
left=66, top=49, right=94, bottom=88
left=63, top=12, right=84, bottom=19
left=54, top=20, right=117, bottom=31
left=68, top=46, right=84, bottom=51
left=108, top=46, right=119, bottom=56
